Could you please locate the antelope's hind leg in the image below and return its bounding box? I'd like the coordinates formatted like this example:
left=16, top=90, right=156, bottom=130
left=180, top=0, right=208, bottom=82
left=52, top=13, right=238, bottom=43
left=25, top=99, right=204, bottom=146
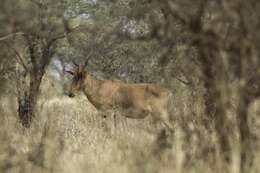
left=122, top=108, right=149, bottom=119
left=152, top=110, right=173, bottom=135
left=112, top=111, right=118, bottom=135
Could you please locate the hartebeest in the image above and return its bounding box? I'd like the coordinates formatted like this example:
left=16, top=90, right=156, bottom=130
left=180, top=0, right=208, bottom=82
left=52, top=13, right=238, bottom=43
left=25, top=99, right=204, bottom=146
left=66, top=62, right=173, bottom=131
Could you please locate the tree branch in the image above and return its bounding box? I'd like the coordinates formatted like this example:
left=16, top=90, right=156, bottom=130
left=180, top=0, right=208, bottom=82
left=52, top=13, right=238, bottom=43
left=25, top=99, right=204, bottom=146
left=174, top=76, right=192, bottom=86
left=4, top=42, right=28, bottom=72
left=29, top=0, right=47, bottom=9
left=0, top=32, right=24, bottom=41
left=46, top=20, right=82, bottom=50
left=24, top=35, right=38, bottom=73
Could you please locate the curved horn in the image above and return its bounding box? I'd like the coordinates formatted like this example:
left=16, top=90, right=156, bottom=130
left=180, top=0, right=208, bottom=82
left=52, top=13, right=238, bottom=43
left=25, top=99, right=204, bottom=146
left=84, top=54, right=91, bottom=67
left=72, top=60, right=79, bottom=67
left=66, top=70, right=74, bottom=75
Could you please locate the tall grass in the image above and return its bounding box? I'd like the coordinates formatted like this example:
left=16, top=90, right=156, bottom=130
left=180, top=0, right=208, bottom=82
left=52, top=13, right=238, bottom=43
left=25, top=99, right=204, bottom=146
left=0, top=78, right=260, bottom=173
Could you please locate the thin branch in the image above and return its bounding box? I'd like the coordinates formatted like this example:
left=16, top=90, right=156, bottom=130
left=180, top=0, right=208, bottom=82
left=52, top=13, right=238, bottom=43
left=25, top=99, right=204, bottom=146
left=174, top=76, right=192, bottom=86
left=47, top=34, right=67, bottom=48
left=47, top=25, right=82, bottom=50
left=42, top=26, right=80, bottom=69
left=29, top=0, right=47, bottom=9
left=0, top=32, right=24, bottom=41
left=159, top=1, right=187, bottom=26
left=3, top=42, right=28, bottom=72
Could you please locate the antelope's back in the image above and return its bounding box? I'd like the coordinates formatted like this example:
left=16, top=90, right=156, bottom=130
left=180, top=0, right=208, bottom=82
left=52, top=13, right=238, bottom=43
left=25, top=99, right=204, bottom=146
left=127, top=83, right=171, bottom=98
left=119, top=83, right=172, bottom=110
left=97, top=80, right=172, bottom=111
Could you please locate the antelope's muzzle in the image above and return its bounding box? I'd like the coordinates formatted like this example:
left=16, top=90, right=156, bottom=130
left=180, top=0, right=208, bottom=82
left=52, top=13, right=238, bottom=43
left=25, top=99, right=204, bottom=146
left=68, top=93, right=75, bottom=98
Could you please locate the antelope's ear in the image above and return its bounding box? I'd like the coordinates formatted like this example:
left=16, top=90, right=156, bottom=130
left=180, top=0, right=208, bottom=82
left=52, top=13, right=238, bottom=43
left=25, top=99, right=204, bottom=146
left=66, top=70, right=74, bottom=75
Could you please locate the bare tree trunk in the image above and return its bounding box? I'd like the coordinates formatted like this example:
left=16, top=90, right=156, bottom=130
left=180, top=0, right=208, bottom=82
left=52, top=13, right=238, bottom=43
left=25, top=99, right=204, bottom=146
left=17, top=69, right=44, bottom=127
left=15, top=33, right=54, bottom=128
left=188, top=3, right=231, bottom=158
left=198, top=45, right=231, bottom=161
left=202, top=72, right=230, bottom=159
left=237, top=87, right=253, bottom=173
left=200, top=55, right=216, bottom=126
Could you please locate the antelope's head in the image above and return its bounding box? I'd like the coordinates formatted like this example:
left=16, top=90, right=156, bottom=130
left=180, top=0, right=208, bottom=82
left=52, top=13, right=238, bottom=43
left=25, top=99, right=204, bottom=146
left=66, top=62, right=86, bottom=98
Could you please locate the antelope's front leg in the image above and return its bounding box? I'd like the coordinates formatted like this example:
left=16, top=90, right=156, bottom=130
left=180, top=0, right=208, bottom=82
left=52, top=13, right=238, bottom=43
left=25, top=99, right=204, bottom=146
left=152, top=110, right=173, bottom=134
left=113, top=112, right=117, bottom=129
left=110, top=111, right=117, bottom=135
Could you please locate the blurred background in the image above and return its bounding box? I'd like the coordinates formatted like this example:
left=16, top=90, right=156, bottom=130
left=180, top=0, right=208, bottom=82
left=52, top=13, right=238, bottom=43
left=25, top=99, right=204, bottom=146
left=0, top=0, right=260, bottom=173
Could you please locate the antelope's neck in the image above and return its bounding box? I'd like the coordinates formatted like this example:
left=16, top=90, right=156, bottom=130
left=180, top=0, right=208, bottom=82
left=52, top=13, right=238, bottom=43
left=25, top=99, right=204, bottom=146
left=83, top=74, right=99, bottom=94
left=82, top=74, right=102, bottom=108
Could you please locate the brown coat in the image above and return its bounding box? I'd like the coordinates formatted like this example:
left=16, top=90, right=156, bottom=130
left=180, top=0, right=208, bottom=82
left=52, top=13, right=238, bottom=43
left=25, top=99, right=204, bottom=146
left=67, top=67, right=173, bottom=130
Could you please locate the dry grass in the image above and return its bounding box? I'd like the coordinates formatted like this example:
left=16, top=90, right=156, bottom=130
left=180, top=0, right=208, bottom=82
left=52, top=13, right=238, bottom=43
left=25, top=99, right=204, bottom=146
left=0, top=79, right=260, bottom=173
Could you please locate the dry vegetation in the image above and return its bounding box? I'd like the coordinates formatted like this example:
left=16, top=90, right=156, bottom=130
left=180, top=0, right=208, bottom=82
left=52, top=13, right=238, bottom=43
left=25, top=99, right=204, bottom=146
left=0, top=76, right=259, bottom=173
left=1, top=0, right=260, bottom=173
